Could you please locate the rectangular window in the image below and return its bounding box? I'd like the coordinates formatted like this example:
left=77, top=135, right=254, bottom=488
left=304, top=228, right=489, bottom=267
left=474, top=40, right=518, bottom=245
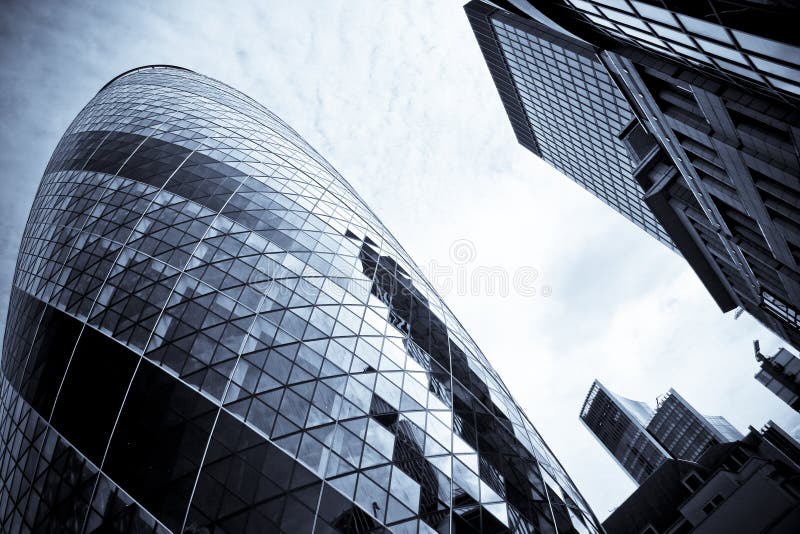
left=682, top=472, right=703, bottom=492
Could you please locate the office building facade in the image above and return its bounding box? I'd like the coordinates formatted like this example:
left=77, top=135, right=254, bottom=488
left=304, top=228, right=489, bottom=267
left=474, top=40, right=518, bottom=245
left=755, top=345, right=800, bottom=412
left=523, top=1, right=800, bottom=105
left=599, top=41, right=800, bottom=351
left=465, top=0, right=800, bottom=350
left=580, top=381, right=741, bottom=484
left=603, top=421, right=800, bottom=534
left=0, top=66, right=600, bottom=533
left=579, top=381, right=670, bottom=484
left=465, top=0, right=675, bottom=248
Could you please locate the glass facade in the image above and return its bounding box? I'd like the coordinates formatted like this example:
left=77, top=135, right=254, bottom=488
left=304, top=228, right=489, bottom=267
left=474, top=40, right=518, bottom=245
left=560, top=0, right=800, bottom=101
left=579, top=381, right=669, bottom=484
left=466, top=3, right=675, bottom=249
left=647, top=390, right=742, bottom=463
left=704, top=416, right=745, bottom=443
left=0, top=66, right=600, bottom=533
left=580, top=381, right=741, bottom=485
left=468, top=1, right=800, bottom=350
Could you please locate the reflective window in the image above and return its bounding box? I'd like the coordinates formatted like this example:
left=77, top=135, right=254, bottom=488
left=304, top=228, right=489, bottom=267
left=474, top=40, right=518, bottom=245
left=51, top=325, right=138, bottom=463
left=677, top=13, right=732, bottom=44
left=19, top=304, right=82, bottom=416
left=104, top=359, right=217, bottom=530
left=490, top=13, right=675, bottom=248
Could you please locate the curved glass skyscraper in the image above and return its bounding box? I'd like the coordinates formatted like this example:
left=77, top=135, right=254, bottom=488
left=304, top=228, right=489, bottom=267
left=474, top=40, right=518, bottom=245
left=0, top=66, right=598, bottom=533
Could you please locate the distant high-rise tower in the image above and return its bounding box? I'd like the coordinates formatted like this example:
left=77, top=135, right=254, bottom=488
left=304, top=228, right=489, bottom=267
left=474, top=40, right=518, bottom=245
left=755, top=342, right=800, bottom=412
left=465, top=0, right=800, bottom=350
left=0, top=66, right=600, bottom=533
left=580, top=380, right=742, bottom=484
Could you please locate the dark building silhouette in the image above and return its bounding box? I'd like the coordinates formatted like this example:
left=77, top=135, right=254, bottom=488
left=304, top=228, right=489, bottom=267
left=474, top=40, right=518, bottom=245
left=755, top=342, right=800, bottom=412
left=580, top=380, right=741, bottom=484
left=603, top=421, right=800, bottom=534
left=0, top=66, right=600, bottom=532
left=465, top=0, right=800, bottom=350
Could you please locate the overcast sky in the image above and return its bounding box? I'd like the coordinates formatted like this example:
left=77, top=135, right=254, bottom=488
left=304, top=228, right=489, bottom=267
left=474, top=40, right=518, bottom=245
left=1, top=0, right=798, bottom=520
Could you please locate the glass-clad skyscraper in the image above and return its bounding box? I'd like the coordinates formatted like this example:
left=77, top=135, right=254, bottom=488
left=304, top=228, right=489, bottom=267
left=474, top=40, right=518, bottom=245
left=579, top=381, right=670, bottom=484
left=466, top=0, right=800, bottom=351
left=0, top=66, right=599, bottom=533
left=581, top=381, right=742, bottom=484
left=530, top=0, right=800, bottom=104
left=465, top=0, right=675, bottom=249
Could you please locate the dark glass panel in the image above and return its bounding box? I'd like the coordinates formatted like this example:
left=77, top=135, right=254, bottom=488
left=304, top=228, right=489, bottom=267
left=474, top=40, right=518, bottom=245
left=30, top=432, right=98, bottom=533
left=622, top=121, right=658, bottom=163
left=45, top=130, right=109, bottom=174
left=82, top=132, right=146, bottom=176
left=19, top=305, right=83, bottom=417
left=165, top=151, right=244, bottom=212
left=1, top=288, right=46, bottom=388
left=185, top=410, right=323, bottom=533
left=104, top=359, right=217, bottom=531
left=51, top=326, right=139, bottom=464
left=117, top=137, right=192, bottom=188
left=50, top=130, right=246, bottom=214
left=84, top=474, right=170, bottom=534
left=0, top=391, right=51, bottom=532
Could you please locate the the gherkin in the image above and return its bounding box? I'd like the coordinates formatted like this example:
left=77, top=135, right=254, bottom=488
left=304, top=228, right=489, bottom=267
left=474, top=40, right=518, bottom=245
left=0, top=66, right=599, bottom=533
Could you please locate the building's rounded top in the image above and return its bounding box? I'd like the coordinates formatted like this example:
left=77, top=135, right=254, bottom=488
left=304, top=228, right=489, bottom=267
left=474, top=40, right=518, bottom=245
left=99, top=65, right=195, bottom=92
